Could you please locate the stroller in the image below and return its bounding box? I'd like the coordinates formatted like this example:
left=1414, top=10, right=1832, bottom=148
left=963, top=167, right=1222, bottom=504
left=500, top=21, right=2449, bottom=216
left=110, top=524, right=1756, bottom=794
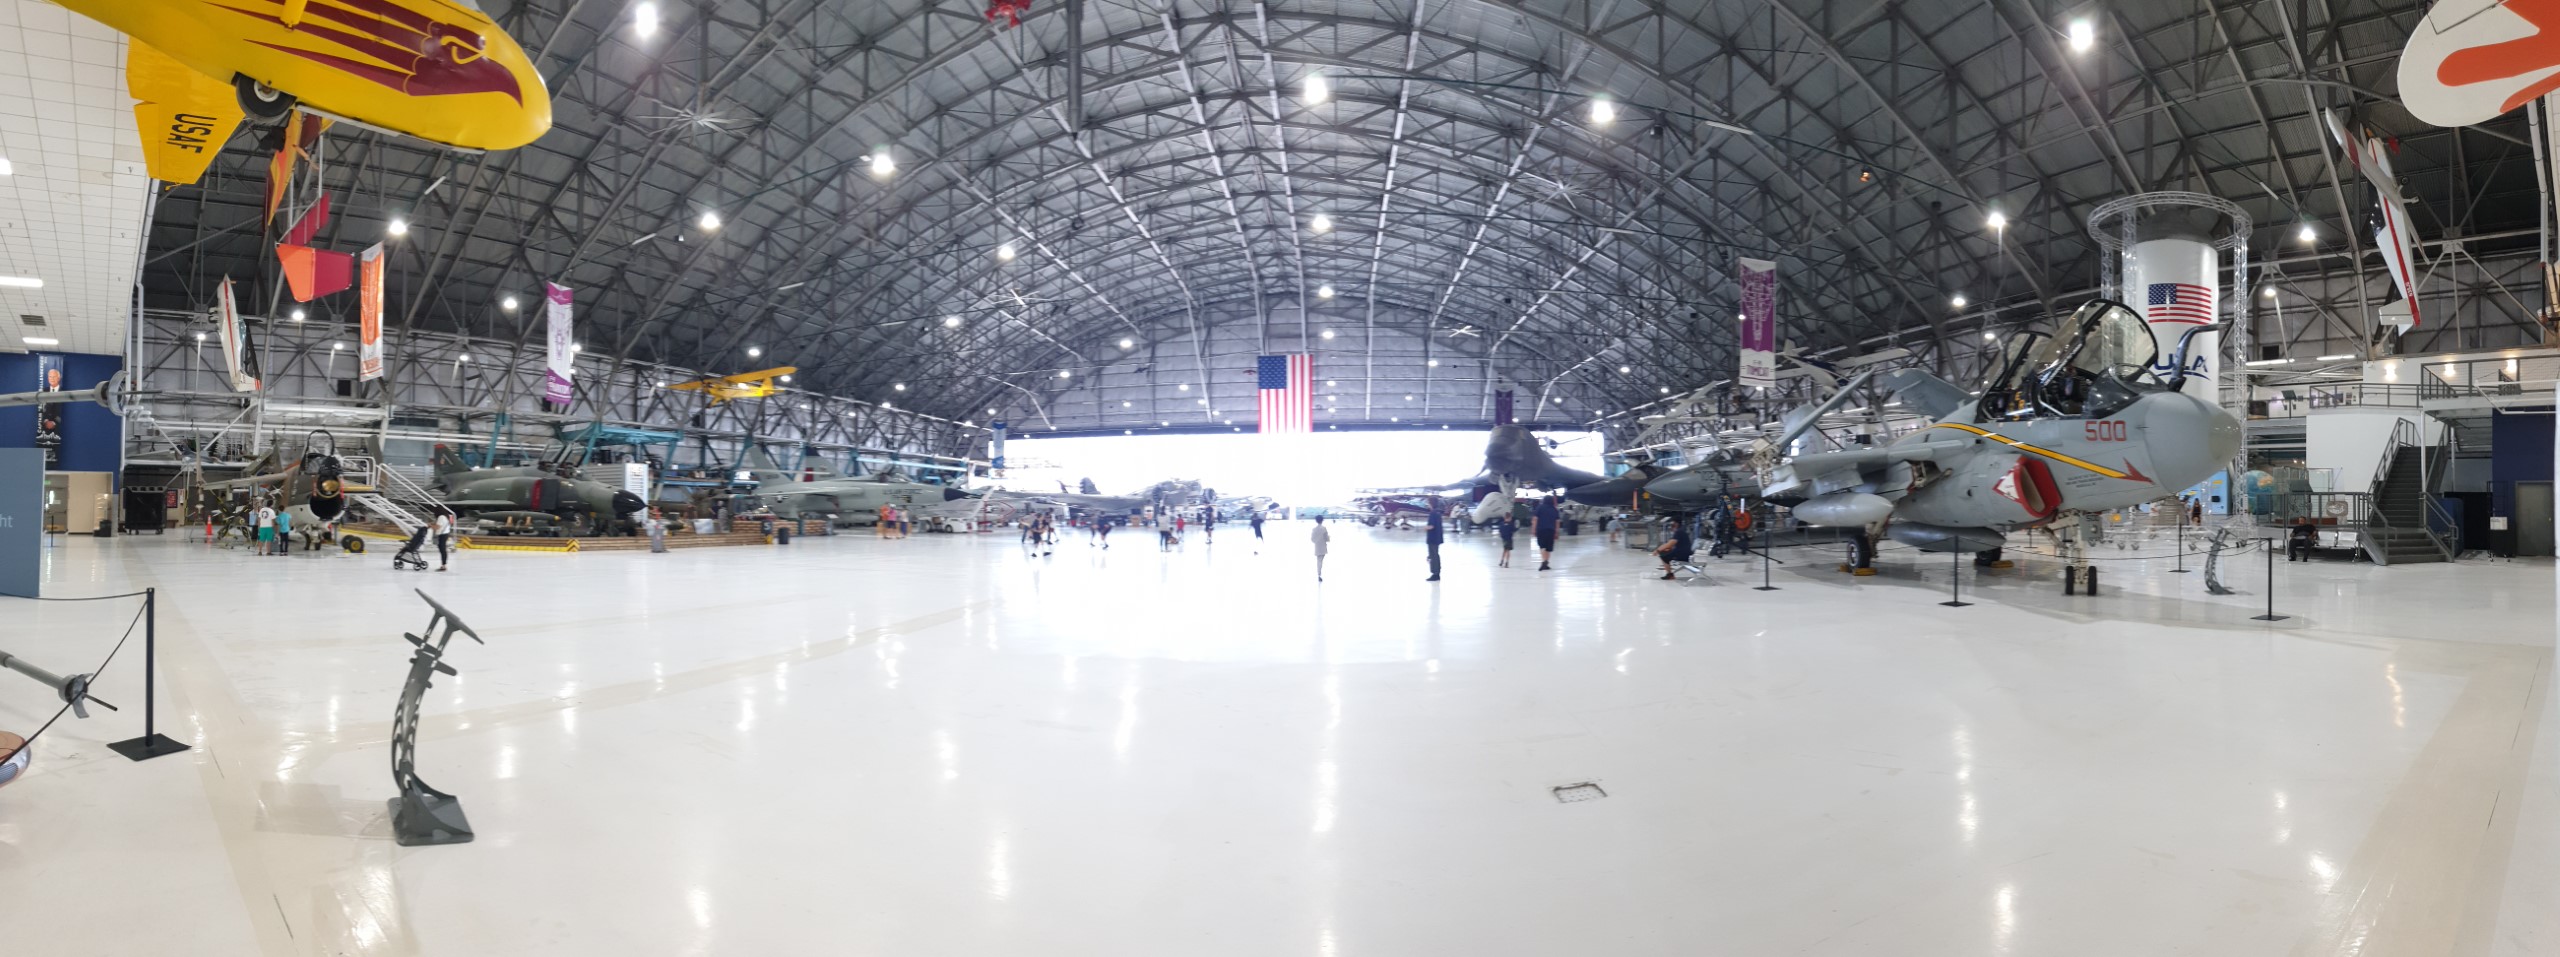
left=392, top=525, right=433, bottom=571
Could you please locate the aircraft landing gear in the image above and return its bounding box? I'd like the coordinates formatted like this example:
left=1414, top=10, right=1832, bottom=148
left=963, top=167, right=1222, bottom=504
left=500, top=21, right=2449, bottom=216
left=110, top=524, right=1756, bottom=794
left=234, top=75, right=296, bottom=120
left=342, top=536, right=366, bottom=554
left=1974, top=547, right=2012, bottom=569
left=2055, top=521, right=2097, bottom=595
left=1839, top=530, right=1877, bottom=576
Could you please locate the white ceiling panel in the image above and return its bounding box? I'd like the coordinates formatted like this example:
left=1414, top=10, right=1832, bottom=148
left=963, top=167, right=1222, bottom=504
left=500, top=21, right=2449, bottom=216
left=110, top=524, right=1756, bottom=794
left=0, top=0, right=146, bottom=358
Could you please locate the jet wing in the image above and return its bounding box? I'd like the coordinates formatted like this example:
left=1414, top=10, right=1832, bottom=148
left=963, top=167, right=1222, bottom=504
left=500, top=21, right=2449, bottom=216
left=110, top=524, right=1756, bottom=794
left=1781, top=439, right=1969, bottom=481
left=126, top=40, right=242, bottom=186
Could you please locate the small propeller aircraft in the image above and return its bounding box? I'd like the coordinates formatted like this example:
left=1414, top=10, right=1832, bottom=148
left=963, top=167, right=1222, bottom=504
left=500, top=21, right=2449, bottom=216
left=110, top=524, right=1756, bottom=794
left=665, top=367, right=799, bottom=406
left=63, top=0, right=553, bottom=185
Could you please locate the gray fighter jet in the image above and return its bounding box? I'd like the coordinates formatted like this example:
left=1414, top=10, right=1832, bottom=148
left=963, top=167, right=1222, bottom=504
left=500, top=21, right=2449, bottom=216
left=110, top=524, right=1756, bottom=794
left=431, top=445, right=647, bottom=535
left=1760, top=299, right=2240, bottom=593
left=737, top=444, right=962, bottom=526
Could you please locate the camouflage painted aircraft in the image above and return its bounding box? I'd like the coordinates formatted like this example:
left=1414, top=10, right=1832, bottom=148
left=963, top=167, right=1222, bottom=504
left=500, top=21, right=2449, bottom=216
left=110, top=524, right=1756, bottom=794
left=737, top=444, right=962, bottom=526
left=431, top=445, right=646, bottom=535
left=1759, top=299, right=2241, bottom=593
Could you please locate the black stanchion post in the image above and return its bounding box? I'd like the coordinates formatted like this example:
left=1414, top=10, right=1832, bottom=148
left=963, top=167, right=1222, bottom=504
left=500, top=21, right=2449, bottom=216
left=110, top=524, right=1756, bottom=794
left=1753, top=511, right=1778, bottom=591
left=2250, top=541, right=2290, bottom=622
left=2171, top=520, right=2189, bottom=573
left=110, top=587, right=191, bottom=761
left=1940, top=547, right=1972, bottom=607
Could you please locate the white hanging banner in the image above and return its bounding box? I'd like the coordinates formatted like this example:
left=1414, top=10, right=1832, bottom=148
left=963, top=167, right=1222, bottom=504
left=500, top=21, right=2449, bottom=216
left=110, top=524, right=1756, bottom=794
left=358, top=243, right=386, bottom=381
left=542, top=282, right=574, bottom=405
left=1737, top=257, right=1778, bottom=390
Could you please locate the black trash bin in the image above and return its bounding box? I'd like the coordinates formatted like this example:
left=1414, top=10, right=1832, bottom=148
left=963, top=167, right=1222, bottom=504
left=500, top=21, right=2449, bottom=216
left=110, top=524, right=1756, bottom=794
left=775, top=522, right=791, bottom=545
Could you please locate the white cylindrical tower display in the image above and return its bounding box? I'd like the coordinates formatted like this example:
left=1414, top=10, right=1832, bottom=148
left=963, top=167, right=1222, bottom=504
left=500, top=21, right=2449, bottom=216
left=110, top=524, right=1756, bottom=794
left=2126, top=216, right=2219, bottom=397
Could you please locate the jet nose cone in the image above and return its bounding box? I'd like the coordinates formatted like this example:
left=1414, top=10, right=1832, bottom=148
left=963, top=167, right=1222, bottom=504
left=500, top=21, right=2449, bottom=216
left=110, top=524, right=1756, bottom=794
left=611, top=490, right=647, bottom=516
left=2140, top=392, right=2242, bottom=490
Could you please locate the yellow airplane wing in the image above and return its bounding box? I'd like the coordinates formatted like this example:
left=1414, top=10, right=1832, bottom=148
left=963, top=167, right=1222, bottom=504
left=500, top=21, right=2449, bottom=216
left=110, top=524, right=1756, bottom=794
left=713, top=366, right=798, bottom=386
left=666, top=367, right=796, bottom=404
left=126, top=40, right=242, bottom=185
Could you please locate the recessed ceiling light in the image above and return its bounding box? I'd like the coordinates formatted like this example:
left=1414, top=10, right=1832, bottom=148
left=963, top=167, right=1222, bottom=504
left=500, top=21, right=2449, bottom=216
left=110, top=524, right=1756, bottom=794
left=1178, top=383, right=1190, bottom=391
left=634, top=0, right=659, bottom=37
left=2067, top=18, right=2095, bottom=52
left=1119, top=337, right=1134, bottom=349
left=944, top=315, right=962, bottom=327
left=1057, top=369, right=1071, bottom=378
left=1589, top=96, right=1617, bottom=124
left=747, top=347, right=762, bottom=358
left=2298, top=224, right=2316, bottom=244
left=1985, top=210, right=2008, bottom=230
left=1317, top=283, right=1335, bottom=299
left=997, top=241, right=1018, bottom=261
left=698, top=209, right=721, bottom=231
left=778, top=374, right=791, bottom=383
left=1659, top=386, right=1669, bottom=394
left=0, top=157, right=14, bottom=176
left=502, top=295, right=520, bottom=311
left=21, top=336, right=56, bottom=345
left=869, top=151, right=895, bottom=177
left=571, top=343, right=583, bottom=352
left=1320, top=329, right=1335, bottom=339
left=1303, top=72, right=1329, bottom=105
left=0, top=276, right=42, bottom=288
left=1326, top=380, right=1337, bottom=387
left=386, top=217, right=409, bottom=237
left=1427, top=359, right=1439, bottom=367
left=1951, top=294, right=1968, bottom=309
left=289, top=308, right=305, bottom=321
left=1309, top=212, right=1333, bottom=233
left=332, top=343, right=343, bottom=350
left=895, top=383, right=907, bottom=391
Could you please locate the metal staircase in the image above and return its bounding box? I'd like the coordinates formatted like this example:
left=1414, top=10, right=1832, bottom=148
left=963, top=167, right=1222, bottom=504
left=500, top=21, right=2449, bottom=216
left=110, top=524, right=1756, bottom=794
left=2360, top=420, right=2456, bottom=566
left=336, top=455, right=440, bottom=536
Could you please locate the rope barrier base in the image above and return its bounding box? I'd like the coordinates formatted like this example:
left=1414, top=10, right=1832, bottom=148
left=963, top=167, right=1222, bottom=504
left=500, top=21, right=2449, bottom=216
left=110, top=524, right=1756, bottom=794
left=107, top=732, right=190, bottom=760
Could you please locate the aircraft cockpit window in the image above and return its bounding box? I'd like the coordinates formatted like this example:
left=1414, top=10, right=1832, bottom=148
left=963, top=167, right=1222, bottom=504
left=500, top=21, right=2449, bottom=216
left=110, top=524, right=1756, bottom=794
left=2034, top=300, right=2159, bottom=418
left=1974, top=331, right=2051, bottom=421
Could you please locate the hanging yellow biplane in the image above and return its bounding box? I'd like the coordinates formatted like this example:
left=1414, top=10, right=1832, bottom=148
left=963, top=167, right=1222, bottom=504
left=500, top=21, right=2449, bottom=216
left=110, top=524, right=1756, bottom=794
left=665, top=367, right=799, bottom=406
left=63, top=0, right=553, bottom=185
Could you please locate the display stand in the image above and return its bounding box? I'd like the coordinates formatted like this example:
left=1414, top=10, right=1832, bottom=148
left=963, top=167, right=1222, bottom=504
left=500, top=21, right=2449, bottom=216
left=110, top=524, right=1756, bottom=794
left=1939, top=548, right=1972, bottom=607
left=1752, top=517, right=1777, bottom=591
left=2170, top=521, right=2189, bottom=572
left=389, top=590, right=484, bottom=846
left=2249, top=543, right=2289, bottom=622
left=108, top=589, right=189, bottom=760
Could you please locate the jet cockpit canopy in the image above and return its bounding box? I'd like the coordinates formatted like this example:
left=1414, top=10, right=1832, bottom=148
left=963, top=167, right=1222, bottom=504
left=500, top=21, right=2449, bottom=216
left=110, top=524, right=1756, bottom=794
left=1977, top=299, right=2164, bottom=421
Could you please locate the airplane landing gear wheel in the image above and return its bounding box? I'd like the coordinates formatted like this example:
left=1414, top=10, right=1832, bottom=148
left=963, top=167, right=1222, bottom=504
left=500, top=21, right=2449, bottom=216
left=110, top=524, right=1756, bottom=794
left=343, top=537, right=366, bottom=554
left=234, top=75, right=296, bottom=119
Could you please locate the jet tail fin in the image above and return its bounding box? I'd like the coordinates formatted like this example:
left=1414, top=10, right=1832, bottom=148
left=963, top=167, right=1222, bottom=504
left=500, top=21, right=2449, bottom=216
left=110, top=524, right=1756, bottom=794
left=739, top=443, right=794, bottom=484
left=1768, top=370, right=1875, bottom=457
left=126, top=40, right=242, bottom=186
left=431, top=444, right=473, bottom=478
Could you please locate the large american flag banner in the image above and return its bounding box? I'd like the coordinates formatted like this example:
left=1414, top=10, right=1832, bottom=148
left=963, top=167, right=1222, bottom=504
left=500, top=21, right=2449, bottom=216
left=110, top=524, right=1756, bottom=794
left=1257, top=354, right=1313, bottom=433
left=2144, top=282, right=2215, bottom=324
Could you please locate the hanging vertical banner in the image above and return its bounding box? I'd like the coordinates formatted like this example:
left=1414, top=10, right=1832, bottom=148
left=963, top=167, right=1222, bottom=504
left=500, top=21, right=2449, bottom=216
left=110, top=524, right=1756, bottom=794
left=33, top=353, right=63, bottom=468
left=358, top=243, right=386, bottom=381
left=215, top=278, right=261, bottom=393
left=989, top=420, right=1008, bottom=476
left=542, top=282, right=575, bottom=405
left=1737, top=257, right=1779, bottom=390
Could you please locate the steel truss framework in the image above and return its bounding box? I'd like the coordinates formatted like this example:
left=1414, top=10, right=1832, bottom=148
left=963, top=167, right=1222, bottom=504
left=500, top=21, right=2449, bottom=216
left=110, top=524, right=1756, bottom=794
left=138, top=0, right=2548, bottom=448
left=125, top=310, right=985, bottom=469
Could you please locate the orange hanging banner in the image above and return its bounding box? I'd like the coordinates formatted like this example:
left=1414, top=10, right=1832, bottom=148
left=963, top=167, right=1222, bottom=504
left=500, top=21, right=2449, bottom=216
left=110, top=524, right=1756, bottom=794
left=358, top=243, right=385, bottom=381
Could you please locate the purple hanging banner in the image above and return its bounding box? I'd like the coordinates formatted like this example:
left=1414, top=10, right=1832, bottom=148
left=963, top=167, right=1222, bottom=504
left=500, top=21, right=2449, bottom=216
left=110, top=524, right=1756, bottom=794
left=1737, top=258, right=1778, bottom=389
left=542, top=282, right=575, bottom=406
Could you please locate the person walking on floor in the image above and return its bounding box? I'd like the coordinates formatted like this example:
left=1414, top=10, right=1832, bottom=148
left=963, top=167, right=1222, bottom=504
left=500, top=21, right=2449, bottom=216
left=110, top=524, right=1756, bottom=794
left=1159, top=517, right=1175, bottom=551
left=1249, top=511, right=1264, bottom=547
left=272, top=506, right=292, bottom=556
left=1097, top=517, right=1113, bottom=549
left=431, top=509, right=455, bottom=571
left=1310, top=515, right=1330, bottom=582
left=1496, top=512, right=1517, bottom=568
left=1532, top=495, right=1561, bottom=571
left=253, top=500, right=276, bottom=556
left=1424, top=505, right=1444, bottom=581
left=647, top=508, right=668, bottom=553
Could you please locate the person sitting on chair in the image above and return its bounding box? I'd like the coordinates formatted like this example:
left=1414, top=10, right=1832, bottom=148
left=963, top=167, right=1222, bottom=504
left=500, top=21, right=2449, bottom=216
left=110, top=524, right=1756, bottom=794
left=2287, top=517, right=2318, bottom=562
left=1654, top=519, right=1695, bottom=580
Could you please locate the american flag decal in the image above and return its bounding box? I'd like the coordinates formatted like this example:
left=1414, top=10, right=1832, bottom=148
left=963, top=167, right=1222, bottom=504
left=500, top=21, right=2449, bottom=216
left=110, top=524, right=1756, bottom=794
left=2144, top=282, right=2216, bottom=324
left=1257, top=354, right=1313, bottom=433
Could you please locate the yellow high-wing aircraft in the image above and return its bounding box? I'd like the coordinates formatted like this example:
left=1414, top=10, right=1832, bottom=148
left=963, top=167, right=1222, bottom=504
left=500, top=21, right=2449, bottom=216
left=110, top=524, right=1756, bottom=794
left=665, top=367, right=800, bottom=405
left=62, top=0, right=553, bottom=185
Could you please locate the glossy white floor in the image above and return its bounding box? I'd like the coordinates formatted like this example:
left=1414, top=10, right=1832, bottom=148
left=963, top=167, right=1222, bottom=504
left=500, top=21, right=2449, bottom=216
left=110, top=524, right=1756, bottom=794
left=0, top=523, right=2552, bottom=956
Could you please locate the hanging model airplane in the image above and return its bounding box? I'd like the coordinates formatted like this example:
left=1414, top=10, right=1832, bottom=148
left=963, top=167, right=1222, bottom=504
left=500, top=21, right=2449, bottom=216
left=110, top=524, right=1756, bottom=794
left=1758, top=299, right=2242, bottom=594
left=62, top=0, right=553, bottom=185
left=2323, top=111, right=2423, bottom=332
left=664, top=367, right=799, bottom=405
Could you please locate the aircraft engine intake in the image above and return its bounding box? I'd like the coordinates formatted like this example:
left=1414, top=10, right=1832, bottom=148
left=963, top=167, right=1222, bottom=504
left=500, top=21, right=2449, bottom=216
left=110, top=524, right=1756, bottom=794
left=1469, top=489, right=1514, bottom=524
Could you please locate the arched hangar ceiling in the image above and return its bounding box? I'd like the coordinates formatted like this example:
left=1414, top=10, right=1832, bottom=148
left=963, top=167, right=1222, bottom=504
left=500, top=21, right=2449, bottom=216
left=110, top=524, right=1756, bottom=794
left=142, top=0, right=2534, bottom=431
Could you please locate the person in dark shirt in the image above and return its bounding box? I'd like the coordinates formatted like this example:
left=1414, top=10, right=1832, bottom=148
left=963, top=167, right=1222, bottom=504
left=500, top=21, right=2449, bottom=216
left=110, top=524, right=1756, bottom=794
left=1496, top=513, right=1517, bottom=568
left=2287, top=518, right=2318, bottom=562
left=1533, top=495, right=1562, bottom=571
left=1424, top=505, right=1445, bottom=582
left=1655, top=519, right=1695, bottom=580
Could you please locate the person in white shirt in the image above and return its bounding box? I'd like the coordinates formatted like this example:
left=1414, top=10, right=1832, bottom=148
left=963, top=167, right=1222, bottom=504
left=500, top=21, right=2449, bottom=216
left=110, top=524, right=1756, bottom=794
left=430, top=510, right=455, bottom=571
left=1310, top=515, right=1331, bottom=582
left=254, top=502, right=277, bottom=556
